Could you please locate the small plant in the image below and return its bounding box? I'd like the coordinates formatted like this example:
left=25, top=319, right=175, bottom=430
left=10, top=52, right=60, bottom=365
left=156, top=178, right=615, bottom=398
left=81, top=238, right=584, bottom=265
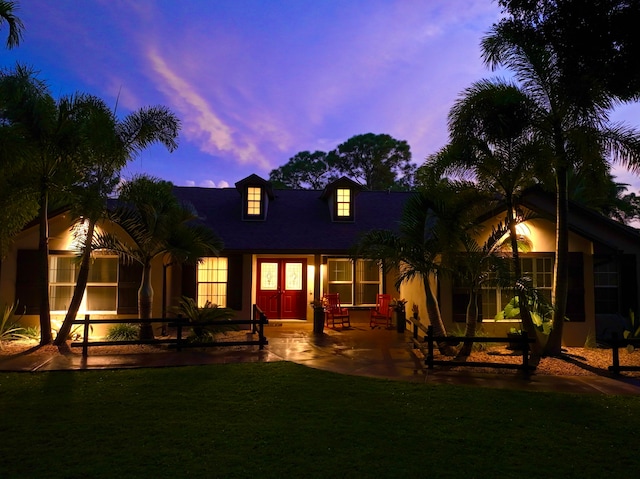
left=450, top=325, right=494, bottom=351
left=172, top=296, right=237, bottom=342
left=107, top=323, right=140, bottom=341
left=391, top=298, right=407, bottom=312
left=495, top=293, right=553, bottom=335
left=1, top=302, right=29, bottom=348
left=52, top=320, right=91, bottom=341
left=623, top=310, right=640, bottom=352
left=310, top=298, right=328, bottom=308
left=21, top=326, right=40, bottom=340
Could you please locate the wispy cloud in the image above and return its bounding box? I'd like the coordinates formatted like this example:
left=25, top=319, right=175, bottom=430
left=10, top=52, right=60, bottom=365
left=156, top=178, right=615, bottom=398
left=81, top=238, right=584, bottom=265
left=146, top=48, right=270, bottom=169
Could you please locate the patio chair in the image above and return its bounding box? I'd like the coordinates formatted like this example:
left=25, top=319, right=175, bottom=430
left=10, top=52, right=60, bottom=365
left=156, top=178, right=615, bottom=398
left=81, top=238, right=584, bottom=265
left=370, top=293, right=393, bottom=329
left=323, top=293, right=351, bottom=329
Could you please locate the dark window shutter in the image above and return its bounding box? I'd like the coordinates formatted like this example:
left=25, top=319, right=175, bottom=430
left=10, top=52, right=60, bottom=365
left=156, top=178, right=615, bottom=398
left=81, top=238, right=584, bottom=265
left=227, top=255, right=243, bottom=311
left=181, top=263, right=197, bottom=299
left=452, top=292, right=467, bottom=323
left=620, top=254, right=637, bottom=317
left=15, top=250, right=40, bottom=315
left=566, top=252, right=585, bottom=322
left=117, top=260, right=142, bottom=314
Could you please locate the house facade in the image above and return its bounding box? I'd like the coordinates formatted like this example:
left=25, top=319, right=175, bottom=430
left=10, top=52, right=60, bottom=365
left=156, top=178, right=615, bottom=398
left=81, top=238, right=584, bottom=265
left=417, top=187, right=640, bottom=346
left=0, top=175, right=409, bottom=333
left=2, top=175, right=639, bottom=346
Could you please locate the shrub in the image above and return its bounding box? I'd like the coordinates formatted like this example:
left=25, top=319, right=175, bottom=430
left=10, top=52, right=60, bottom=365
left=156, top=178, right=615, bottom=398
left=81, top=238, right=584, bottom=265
left=107, top=323, right=140, bottom=341
left=0, top=302, right=29, bottom=348
left=172, top=296, right=237, bottom=342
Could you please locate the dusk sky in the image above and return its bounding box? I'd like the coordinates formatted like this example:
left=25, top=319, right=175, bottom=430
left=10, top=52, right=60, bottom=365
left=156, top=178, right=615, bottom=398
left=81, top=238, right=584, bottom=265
left=4, top=1, right=640, bottom=190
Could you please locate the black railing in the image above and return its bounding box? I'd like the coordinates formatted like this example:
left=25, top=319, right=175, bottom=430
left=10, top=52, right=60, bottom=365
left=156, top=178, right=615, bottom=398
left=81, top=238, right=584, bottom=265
left=408, top=318, right=536, bottom=375
left=70, top=305, right=268, bottom=357
left=607, top=332, right=640, bottom=375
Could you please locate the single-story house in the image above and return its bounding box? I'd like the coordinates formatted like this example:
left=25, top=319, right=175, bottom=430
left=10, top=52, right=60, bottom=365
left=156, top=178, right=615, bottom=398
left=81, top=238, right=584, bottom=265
left=2, top=174, right=639, bottom=346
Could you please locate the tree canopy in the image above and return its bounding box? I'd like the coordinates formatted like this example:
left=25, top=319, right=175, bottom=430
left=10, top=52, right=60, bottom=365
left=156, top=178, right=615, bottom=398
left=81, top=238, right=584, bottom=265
left=496, top=0, right=640, bottom=102
left=269, top=150, right=332, bottom=189
left=269, top=133, right=416, bottom=191
left=483, top=0, right=640, bottom=355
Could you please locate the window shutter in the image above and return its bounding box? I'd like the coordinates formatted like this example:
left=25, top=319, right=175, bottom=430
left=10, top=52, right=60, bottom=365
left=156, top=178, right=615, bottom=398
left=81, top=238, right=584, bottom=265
left=15, top=250, right=40, bottom=315
left=566, top=252, right=585, bottom=322
left=620, top=254, right=637, bottom=317
left=227, top=255, right=243, bottom=311
left=117, top=260, right=142, bottom=314
left=181, top=263, right=197, bottom=299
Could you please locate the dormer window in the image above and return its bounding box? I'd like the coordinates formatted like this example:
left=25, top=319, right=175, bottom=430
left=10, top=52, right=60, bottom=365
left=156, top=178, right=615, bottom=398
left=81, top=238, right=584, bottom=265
left=336, top=188, right=351, bottom=217
left=235, top=174, right=274, bottom=221
left=247, top=187, right=262, bottom=216
left=320, top=177, right=361, bottom=222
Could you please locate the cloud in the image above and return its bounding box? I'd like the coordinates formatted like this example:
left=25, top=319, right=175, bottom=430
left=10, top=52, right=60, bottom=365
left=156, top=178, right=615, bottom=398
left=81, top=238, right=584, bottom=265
left=184, top=180, right=196, bottom=187
left=146, top=48, right=271, bottom=170
left=199, top=180, right=216, bottom=188
left=217, top=180, right=230, bottom=188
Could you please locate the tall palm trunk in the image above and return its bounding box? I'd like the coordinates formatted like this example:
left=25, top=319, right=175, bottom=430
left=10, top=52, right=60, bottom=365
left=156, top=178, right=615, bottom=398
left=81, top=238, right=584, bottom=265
left=38, top=182, right=52, bottom=345
left=138, top=262, right=154, bottom=339
left=424, top=280, right=454, bottom=355
left=506, top=200, right=540, bottom=355
left=545, top=165, right=570, bottom=355
left=54, top=219, right=96, bottom=346
left=459, top=288, right=479, bottom=357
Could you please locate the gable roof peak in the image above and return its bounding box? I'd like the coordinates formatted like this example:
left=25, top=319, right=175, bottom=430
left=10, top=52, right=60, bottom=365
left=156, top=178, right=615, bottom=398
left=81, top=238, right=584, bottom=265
left=235, top=174, right=274, bottom=199
left=320, top=176, right=363, bottom=200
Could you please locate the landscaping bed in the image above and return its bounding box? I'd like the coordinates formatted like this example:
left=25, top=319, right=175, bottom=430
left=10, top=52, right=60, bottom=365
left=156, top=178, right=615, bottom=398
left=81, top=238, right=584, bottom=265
left=2, top=337, right=640, bottom=377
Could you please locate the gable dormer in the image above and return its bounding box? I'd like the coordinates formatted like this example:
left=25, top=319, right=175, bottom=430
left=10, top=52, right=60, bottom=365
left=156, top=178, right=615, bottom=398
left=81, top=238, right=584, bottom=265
left=320, top=177, right=363, bottom=222
left=235, top=174, right=274, bottom=221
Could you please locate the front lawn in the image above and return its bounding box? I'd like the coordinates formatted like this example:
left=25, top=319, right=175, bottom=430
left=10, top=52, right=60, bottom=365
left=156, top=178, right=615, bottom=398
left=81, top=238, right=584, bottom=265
left=1, top=362, right=638, bottom=478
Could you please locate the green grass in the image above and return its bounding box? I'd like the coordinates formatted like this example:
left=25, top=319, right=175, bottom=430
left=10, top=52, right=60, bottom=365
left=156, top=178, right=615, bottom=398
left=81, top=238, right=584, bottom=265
left=1, top=363, right=639, bottom=478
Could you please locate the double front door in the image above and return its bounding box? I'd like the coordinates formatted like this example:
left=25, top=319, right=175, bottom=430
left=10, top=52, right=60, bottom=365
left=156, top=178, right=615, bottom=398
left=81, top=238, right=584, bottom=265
left=256, top=258, right=307, bottom=320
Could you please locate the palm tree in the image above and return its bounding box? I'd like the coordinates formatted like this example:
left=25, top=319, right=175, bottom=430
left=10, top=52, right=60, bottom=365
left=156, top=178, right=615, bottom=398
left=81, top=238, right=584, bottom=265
left=0, top=65, right=94, bottom=344
left=0, top=1, right=24, bottom=49
left=448, top=223, right=513, bottom=357
left=424, top=79, right=549, bottom=352
left=0, top=115, right=38, bottom=275
left=482, top=21, right=640, bottom=355
left=356, top=181, right=483, bottom=354
left=95, top=175, right=223, bottom=339
left=53, top=102, right=180, bottom=345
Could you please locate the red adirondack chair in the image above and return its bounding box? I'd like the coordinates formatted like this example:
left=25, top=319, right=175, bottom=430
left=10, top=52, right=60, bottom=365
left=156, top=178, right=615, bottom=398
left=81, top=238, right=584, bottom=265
left=323, top=293, right=351, bottom=329
left=370, top=293, right=393, bottom=328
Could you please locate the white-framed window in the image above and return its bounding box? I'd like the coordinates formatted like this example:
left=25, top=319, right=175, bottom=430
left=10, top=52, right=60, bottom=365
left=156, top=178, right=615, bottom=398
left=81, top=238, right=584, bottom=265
left=49, top=254, right=118, bottom=314
left=247, top=187, right=262, bottom=216
left=479, top=256, right=554, bottom=321
left=326, top=258, right=381, bottom=305
left=197, top=257, right=228, bottom=307
left=336, top=188, right=351, bottom=217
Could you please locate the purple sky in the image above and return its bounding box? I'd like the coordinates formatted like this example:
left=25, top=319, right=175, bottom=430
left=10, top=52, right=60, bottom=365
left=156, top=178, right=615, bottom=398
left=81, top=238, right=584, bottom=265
left=4, top=1, right=640, bottom=190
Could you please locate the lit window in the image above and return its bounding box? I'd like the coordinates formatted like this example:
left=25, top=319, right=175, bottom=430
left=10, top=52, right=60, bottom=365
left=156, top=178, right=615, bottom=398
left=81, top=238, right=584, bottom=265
left=197, top=257, right=228, bottom=307
left=326, top=258, right=380, bottom=305
left=247, top=187, right=262, bottom=216
left=49, top=255, right=118, bottom=313
left=336, top=188, right=351, bottom=217
left=477, top=256, right=554, bottom=321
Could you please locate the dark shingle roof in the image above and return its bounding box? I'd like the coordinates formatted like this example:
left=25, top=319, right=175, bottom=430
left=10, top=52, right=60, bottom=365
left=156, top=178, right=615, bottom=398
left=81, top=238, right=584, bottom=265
left=173, top=186, right=411, bottom=254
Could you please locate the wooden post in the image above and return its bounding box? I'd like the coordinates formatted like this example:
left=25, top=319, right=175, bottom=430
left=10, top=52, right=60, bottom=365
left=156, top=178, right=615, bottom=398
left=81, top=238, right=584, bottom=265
left=426, top=325, right=434, bottom=369
left=176, top=317, right=183, bottom=352
left=259, top=311, right=266, bottom=350
left=521, top=331, right=530, bottom=376
left=82, top=314, right=90, bottom=357
left=611, top=332, right=620, bottom=375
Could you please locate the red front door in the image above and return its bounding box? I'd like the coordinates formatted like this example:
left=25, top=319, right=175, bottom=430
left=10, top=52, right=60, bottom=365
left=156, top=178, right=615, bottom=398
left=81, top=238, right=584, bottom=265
left=257, top=259, right=307, bottom=320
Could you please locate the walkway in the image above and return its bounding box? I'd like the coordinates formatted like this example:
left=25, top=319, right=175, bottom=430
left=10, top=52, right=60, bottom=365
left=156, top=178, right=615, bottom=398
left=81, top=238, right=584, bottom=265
left=1, top=321, right=639, bottom=395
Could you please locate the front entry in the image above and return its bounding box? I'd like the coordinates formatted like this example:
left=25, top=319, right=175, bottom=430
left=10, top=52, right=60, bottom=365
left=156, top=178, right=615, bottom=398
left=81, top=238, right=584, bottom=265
left=257, top=258, right=307, bottom=320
